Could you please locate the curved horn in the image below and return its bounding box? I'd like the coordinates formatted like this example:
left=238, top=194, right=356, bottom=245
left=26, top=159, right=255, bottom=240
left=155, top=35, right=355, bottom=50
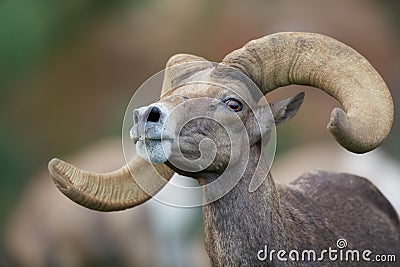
left=222, top=32, right=393, bottom=153
left=48, top=54, right=209, bottom=211
left=48, top=54, right=198, bottom=211
left=161, top=54, right=211, bottom=96
left=48, top=156, right=174, bottom=211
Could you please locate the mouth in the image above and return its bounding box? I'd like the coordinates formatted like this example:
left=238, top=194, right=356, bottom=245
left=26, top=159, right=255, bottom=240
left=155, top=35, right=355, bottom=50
left=130, top=123, right=174, bottom=144
left=130, top=123, right=175, bottom=163
left=135, top=136, right=166, bottom=142
left=135, top=138, right=174, bottom=164
left=132, top=135, right=175, bottom=144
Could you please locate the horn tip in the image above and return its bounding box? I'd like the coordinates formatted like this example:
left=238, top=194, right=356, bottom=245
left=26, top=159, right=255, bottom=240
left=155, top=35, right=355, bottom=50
left=327, top=108, right=348, bottom=132
left=48, top=158, right=73, bottom=191
left=327, top=108, right=380, bottom=154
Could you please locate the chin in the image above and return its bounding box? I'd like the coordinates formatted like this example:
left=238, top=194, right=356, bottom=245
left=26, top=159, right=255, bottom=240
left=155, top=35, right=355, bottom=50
left=136, top=139, right=172, bottom=164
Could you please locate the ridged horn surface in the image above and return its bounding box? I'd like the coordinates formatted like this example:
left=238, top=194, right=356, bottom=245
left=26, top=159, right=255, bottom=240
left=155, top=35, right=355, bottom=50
left=222, top=32, right=393, bottom=153
left=48, top=155, right=173, bottom=211
left=161, top=54, right=211, bottom=96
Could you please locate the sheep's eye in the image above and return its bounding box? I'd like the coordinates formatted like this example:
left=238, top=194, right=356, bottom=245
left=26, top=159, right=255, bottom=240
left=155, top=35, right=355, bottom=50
left=224, top=99, right=242, bottom=112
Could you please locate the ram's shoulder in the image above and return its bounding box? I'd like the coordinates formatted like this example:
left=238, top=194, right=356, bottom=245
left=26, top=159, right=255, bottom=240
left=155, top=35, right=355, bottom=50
left=289, top=169, right=373, bottom=194
left=286, top=169, right=398, bottom=221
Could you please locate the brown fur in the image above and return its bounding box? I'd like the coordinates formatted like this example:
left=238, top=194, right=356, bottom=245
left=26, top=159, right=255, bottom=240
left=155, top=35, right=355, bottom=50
left=199, top=147, right=400, bottom=266
left=157, top=80, right=400, bottom=266
left=48, top=33, right=400, bottom=266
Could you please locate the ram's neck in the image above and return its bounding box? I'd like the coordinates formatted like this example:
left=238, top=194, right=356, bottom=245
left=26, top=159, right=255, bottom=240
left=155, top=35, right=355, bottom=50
left=199, top=146, right=291, bottom=266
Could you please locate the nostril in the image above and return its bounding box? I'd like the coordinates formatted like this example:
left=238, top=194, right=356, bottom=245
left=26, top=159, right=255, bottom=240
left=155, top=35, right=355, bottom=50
left=147, top=106, right=161, bottom=122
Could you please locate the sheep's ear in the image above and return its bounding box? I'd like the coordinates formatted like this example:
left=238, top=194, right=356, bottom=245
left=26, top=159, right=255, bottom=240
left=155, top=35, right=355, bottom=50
left=270, top=92, right=305, bottom=125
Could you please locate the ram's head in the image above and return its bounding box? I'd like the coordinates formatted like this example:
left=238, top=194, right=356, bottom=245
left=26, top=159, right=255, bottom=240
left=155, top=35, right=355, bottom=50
left=49, top=32, right=393, bottom=211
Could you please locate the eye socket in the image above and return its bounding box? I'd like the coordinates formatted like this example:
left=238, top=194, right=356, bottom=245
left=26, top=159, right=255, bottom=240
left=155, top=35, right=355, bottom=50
left=224, top=98, right=243, bottom=112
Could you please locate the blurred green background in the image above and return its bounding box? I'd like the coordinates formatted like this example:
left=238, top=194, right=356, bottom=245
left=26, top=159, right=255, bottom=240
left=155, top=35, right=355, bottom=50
left=0, top=0, right=144, bottom=230
left=0, top=0, right=399, bottom=266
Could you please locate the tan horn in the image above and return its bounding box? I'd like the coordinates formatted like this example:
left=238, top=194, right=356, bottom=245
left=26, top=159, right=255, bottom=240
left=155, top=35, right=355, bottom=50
left=48, top=156, right=173, bottom=211
left=161, top=54, right=211, bottom=97
left=222, top=32, right=393, bottom=153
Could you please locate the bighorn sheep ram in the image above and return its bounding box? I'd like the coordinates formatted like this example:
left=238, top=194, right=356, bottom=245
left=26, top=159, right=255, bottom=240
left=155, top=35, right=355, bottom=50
left=49, top=32, right=399, bottom=266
